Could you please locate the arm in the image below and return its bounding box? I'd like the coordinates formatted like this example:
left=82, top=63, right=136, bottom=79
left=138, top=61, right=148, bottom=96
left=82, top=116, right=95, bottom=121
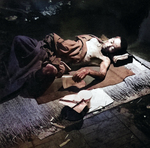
left=72, top=56, right=111, bottom=82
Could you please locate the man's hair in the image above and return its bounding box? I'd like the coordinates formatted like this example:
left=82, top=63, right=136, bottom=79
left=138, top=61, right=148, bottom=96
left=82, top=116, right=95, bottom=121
left=113, top=36, right=128, bottom=55
left=120, top=36, right=128, bottom=53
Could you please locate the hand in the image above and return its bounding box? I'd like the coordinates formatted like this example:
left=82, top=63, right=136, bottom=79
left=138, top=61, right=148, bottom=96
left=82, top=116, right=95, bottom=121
left=72, top=68, right=90, bottom=82
left=42, top=64, right=58, bottom=75
left=57, top=61, right=71, bottom=78
left=56, top=64, right=65, bottom=78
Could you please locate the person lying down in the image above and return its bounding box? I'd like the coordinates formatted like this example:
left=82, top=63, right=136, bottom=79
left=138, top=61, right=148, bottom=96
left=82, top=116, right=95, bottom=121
left=0, top=33, right=128, bottom=99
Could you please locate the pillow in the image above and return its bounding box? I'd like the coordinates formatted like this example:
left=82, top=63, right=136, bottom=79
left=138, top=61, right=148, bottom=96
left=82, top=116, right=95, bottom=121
left=109, top=53, right=133, bottom=67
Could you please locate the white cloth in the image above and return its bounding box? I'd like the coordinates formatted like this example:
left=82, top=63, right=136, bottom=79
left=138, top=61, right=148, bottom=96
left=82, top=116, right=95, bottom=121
left=59, top=88, right=114, bottom=113
left=89, top=88, right=113, bottom=112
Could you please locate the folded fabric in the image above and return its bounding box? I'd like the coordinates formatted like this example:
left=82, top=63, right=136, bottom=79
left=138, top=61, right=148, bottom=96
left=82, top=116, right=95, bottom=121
left=59, top=90, right=92, bottom=108
left=110, top=53, right=133, bottom=67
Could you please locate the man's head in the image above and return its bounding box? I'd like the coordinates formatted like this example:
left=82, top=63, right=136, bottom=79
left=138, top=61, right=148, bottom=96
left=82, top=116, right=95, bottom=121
left=102, top=36, right=128, bottom=55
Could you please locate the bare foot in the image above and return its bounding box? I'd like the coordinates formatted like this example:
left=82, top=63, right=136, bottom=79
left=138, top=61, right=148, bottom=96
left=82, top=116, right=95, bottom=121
left=42, top=64, right=58, bottom=75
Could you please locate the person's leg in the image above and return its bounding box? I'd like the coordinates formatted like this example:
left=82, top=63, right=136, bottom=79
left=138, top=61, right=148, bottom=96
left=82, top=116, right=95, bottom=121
left=13, top=35, right=39, bottom=67
left=10, top=36, right=57, bottom=97
left=13, top=35, right=38, bottom=54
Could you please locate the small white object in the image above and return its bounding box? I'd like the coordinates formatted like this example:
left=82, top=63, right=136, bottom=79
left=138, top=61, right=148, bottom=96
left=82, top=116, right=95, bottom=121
left=77, top=90, right=92, bottom=100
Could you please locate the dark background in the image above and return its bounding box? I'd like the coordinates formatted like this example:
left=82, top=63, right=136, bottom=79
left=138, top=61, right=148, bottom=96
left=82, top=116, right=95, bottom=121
left=0, top=0, right=149, bottom=41
left=0, top=0, right=150, bottom=82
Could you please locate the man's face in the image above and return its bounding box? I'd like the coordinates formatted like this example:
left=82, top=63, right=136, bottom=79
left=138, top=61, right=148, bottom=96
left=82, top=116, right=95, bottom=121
left=102, top=36, right=121, bottom=54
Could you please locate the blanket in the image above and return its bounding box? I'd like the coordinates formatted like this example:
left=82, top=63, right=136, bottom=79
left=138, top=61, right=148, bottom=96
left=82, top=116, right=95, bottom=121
left=0, top=55, right=150, bottom=147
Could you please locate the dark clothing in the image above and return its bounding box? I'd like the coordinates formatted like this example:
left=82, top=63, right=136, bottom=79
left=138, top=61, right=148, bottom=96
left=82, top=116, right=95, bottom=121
left=0, top=33, right=97, bottom=99
left=0, top=35, right=48, bottom=99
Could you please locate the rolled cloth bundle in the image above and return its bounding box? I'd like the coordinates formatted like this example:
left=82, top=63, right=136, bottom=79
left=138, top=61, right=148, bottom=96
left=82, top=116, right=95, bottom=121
left=109, top=52, right=133, bottom=67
